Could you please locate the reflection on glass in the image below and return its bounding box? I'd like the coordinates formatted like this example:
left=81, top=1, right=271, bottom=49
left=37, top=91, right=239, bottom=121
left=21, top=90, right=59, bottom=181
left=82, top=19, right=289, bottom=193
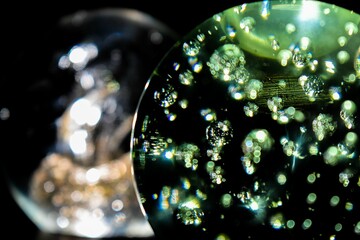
left=2, top=8, right=177, bottom=238
left=131, top=1, right=360, bottom=239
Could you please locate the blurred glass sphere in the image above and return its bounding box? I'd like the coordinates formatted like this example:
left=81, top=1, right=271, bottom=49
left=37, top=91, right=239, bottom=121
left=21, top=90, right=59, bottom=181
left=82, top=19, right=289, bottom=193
left=1, top=8, right=177, bottom=238
left=131, top=1, right=360, bottom=239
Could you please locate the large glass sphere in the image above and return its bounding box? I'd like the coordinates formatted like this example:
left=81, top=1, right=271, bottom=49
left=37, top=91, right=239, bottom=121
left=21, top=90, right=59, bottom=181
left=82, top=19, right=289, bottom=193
left=131, top=1, right=360, bottom=239
left=1, top=8, right=177, bottom=238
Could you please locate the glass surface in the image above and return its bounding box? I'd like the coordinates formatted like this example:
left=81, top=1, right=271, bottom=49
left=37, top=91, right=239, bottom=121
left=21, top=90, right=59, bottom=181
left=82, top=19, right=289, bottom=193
left=131, top=1, right=360, bottom=239
left=2, top=8, right=177, bottom=238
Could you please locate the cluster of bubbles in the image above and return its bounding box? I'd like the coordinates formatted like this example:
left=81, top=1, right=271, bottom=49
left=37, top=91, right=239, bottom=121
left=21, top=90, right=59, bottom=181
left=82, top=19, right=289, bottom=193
left=131, top=1, right=360, bottom=239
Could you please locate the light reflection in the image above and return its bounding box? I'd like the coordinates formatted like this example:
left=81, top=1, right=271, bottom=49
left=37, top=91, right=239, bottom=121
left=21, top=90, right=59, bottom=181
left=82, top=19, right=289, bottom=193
left=69, top=98, right=102, bottom=126
left=74, top=217, right=109, bottom=238
left=298, top=1, right=320, bottom=21
left=0, top=107, right=10, bottom=120
left=260, top=0, right=271, bottom=19
left=59, top=43, right=98, bottom=71
left=69, top=130, right=88, bottom=155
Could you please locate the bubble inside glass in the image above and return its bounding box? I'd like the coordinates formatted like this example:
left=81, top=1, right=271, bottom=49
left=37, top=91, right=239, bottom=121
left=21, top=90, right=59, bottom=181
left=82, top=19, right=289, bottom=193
left=131, top=1, right=360, bottom=239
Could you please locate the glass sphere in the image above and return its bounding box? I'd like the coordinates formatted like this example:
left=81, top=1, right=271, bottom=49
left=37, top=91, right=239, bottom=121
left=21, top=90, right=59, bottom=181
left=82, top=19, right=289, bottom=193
left=131, top=1, right=360, bottom=239
left=1, top=8, right=177, bottom=238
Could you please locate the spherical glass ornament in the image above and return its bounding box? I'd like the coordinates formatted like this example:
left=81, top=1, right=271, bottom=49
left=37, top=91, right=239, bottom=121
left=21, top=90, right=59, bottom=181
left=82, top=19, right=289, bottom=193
left=1, top=8, right=177, bottom=238
left=131, top=1, right=360, bottom=239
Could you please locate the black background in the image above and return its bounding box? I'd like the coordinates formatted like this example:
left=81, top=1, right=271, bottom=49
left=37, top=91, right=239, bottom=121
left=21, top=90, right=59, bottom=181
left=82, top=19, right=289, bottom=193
left=0, top=0, right=358, bottom=239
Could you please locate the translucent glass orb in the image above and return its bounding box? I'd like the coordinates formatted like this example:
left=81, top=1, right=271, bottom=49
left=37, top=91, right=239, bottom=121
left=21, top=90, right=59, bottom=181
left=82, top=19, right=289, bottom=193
left=131, top=1, right=360, bottom=239
left=2, top=8, right=177, bottom=238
